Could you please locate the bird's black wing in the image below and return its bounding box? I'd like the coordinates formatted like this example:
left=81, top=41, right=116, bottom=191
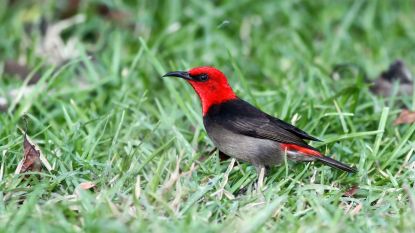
left=205, top=99, right=320, bottom=148
left=267, top=116, right=321, bottom=141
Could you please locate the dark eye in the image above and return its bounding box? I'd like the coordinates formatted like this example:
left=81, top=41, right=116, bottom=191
left=198, top=74, right=208, bottom=81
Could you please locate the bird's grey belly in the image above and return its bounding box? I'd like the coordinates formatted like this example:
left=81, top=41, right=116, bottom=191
left=206, top=125, right=283, bottom=166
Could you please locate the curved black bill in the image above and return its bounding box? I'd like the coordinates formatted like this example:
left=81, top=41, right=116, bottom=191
left=162, top=71, right=192, bottom=80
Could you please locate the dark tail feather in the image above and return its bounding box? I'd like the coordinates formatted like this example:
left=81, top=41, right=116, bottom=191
left=316, top=156, right=357, bottom=173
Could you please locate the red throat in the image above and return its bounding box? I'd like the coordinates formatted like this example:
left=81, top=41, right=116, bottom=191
left=187, top=67, right=237, bottom=115
left=189, top=81, right=237, bottom=115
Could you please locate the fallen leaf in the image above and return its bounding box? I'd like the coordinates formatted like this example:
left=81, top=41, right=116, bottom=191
left=16, top=134, right=42, bottom=174
left=79, top=182, right=96, bottom=190
left=344, top=185, right=359, bottom=197
left=15, top=128, right=53, bottom=174
left=380, top=60, right=412, bottom=83
left=370, top=60, right=413, bottom=97
left=394, top=109, right=415, bottom=125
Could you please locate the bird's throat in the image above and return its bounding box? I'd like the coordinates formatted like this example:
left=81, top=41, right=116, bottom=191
left=188, top=82, right=237, bottom=115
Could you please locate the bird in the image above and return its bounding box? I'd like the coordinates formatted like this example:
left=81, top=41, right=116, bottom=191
left=163, top=66, right=357, bottom=181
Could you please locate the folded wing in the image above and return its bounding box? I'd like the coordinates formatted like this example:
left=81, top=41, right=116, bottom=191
left=208, top=99, right=320, bottom=149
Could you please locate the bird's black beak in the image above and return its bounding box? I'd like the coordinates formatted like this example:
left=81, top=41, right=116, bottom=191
left=162, top=71, right=192, bottom=80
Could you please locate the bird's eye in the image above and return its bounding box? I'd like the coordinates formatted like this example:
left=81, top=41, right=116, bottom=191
left=198, top=74, right=208, bottom=82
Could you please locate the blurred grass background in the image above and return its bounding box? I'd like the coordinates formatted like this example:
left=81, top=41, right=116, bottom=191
left=1, top=0, right=415, bottom=232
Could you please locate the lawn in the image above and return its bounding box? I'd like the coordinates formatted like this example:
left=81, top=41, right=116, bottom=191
left=1, top=0, right=415, bottom=232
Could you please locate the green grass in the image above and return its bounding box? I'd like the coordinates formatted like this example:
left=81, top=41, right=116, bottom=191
left=1, top=0, right=415, bottom=232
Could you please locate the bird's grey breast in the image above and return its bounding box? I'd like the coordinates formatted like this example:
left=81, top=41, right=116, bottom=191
left=204, top=122, right=283, bottom=165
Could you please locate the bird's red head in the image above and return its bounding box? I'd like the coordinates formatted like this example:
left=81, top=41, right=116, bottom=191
left=163, top=66, right=237, bottom=115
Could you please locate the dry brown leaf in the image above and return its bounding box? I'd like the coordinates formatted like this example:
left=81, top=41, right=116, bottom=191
left=370, top=60, right=413, bottom=97
left=79, top=182, right=96, bottom=190
left=15, top=131, right=52, bottom=174
left=344, top=185, right=359, bottom=197
left=394, top=109, right=415, bottom=125
left=16, top=134, right=42, bottom=174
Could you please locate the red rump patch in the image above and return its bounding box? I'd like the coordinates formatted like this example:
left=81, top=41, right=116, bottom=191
left=280, top=143, right=322, bottom=157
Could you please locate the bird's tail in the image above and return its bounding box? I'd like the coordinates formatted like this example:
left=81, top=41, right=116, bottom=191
left=315, top=155, right=357, bottom=173
left=281, top=143, right=357, bottom=173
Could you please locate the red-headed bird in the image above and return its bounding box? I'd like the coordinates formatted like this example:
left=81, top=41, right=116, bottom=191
left=163, top=66, right=357, bottom=176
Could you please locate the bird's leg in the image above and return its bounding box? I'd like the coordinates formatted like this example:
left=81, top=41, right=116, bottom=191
left=255, top=165, right=266, bottom=192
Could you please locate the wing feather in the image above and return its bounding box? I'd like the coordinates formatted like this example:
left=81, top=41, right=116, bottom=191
left=206, top=99, right=320, bottom=148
